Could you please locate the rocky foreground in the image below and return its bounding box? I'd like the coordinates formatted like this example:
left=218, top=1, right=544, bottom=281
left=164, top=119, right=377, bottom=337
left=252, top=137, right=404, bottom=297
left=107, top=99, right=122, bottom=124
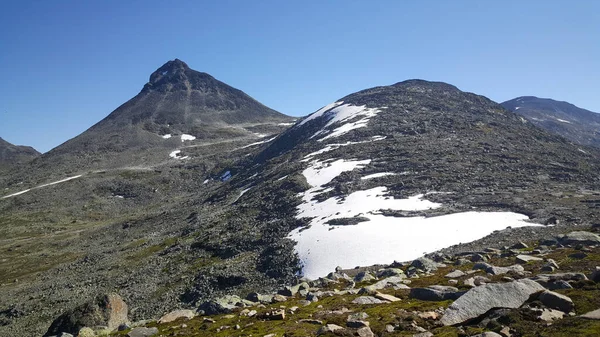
left=43, top=228, right=600, bottom=337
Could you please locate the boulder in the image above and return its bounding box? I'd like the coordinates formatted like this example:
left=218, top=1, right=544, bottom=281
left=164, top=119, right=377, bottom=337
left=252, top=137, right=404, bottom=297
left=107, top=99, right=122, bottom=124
left=536, top=308, right=565, bottom=321
left=158, top=309, right=195, bottom=324
left=558, top=231, right=600, bottom=246
left=78, top=328, right=95, bottom=337
left=445, top=270, right=466, bottom=278
left=376, top=268, right=405, bottom=278
left=246, top=292, right=273, bottom=304
left=357, top=326, right=375, bottom=337
left=581, top=308, right=600, bottom=320
left=127, top=327, right=158, bottom=337
left=354, top=271, right=376, bottom=283
left=317, top=324, right=345, bottom=335
left=410, top=285, right=464, bottom=301
left=591, top=266, right=600, bottom=282
left=440, top=279, right=545, bottom=326
left=538, top=290, right=574, bottom=313
left=411, top=257, right=444, bottom=272
left=44, top=293, right=128, bottom=336
left=472, top=263, right=524, bottom=275
left=199, top=295, right=243, bottom=315
left=516, top=255, right=543, bottom=263
left=374, top=292, right=401, bottom=302
left=352, top=296, right=385, bottom=304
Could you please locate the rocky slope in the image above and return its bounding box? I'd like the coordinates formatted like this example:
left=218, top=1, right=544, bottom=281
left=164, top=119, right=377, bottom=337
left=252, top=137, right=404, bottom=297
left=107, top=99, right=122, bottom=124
left=3, top=80, right=600, bottom=336
left=0, top=137, right=39, bottom=170
left=44, top=227, right=600, bottom=337
left=502, top=96, right=600, bottom=148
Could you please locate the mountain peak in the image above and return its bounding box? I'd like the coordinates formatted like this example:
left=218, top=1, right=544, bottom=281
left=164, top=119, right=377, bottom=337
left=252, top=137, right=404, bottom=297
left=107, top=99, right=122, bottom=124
left=143, top=59, right=214, bottom=93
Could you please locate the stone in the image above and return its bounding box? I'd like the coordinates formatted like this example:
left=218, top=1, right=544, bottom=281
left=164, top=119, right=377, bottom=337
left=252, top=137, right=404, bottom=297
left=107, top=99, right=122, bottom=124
left=279, top=282, right=310, bottom=297
left=448, top=279, right=458, bottom=285
left=558, top=231, right=600, bottom=245
left=511, top=242, right=529, bottom=249
left=354, top=271, right=376, bottom=282
left=470, top=332, right=503, bottom=337
left=357, top=326, right=375, bottom=337
left=581, top=308, right=600, bottom=319
left=261, top=309, right=285, bottom=320
left=385, top=324, right=395, bottom=332
left=127, top=327, right=158, bottom=337
left=463, top=276, right=491, bottom=288
left=537, top=308, right=565, bottom=321
left=317, top=324, right=345, bottom=335
left=411, top=257, right=444, bottom=272
left=488, top=265, right=525, bottom=275
left=413, top=332, right=433, bottom=337
left=376, top=268, right=405, bottom=278
left=346, top=319, right=370, bottom=328
left=410, top=285, right=464, bottom=301
left=78, top=328, right=95, bottom=337
left=199, top=295, right=243, bottom=315
left=158, top=309, right=195, bottom=323
left=445, top=270, right=466, bottom=278
left=306, top=293, right=319, bottom=302
left=470, top=253, right=488, bottom=262
left=418, top=311, right=439, bottom=320
left=352, top=296, right=385, bottom=304
left=516, top=255, right=543, bottom=263
left=58, top=333, right=74, bottom=337
left=440, top=279, right=545, bottom=326
left=374, top=292, right=401, bottom=302
left=246, top=292, right=274, bottom=304
left=368, top=276, right=407, bottom=291
left=538, top=290, right=574, bottom=313
left=299, top=319, right=323, bottom=325
left=44, top=293, right=128, bottom=337
left=455, top=258, right=470, bottom=266
left=591, top=266, right=600, bottom=282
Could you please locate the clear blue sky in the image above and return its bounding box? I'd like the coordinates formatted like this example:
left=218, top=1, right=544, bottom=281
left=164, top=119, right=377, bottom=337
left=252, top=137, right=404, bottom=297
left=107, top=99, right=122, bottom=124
left=1, top=0, right=599, bottom=153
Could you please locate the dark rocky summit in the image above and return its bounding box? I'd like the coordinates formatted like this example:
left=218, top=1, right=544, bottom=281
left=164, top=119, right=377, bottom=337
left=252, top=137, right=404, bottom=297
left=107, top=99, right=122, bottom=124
left=502, top=96, right=600, bottom=148
left=0, top=137, right=39, bottom=169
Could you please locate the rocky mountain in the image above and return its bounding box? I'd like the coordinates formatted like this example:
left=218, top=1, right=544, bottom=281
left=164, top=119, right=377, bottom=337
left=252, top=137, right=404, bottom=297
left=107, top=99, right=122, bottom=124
left=0, top=137, right=39, bottom=169
left=3, top=79, right=600, bottom=336
left=502, top=96, right=600, bottom=148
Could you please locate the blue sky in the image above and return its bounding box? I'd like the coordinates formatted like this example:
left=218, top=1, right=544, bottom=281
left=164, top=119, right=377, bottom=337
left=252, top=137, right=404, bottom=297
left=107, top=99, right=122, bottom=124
left=1, top=0, right=599, bottom=153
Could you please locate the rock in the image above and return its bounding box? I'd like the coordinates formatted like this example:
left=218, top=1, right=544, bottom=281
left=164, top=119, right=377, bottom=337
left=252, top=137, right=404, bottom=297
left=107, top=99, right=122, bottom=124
left=374, top=292, right=401, bottom=302
left=418, top=311, right=439, bottom=320
left=470, top=253, right=488, bottom=262
left=246, top=292, right=274, bottom=304
left=581, top=308, right=600, bottom=319
left=376, top=268, right=405, bottom=278
left=261, top=309, right=285, bottom=320
left=158, top=309, right=195, bottom=323
left=537, top=308, right=565, bottom=321
left=127, top=327, right=159, bottom=337
left=357, top=326, right=375, bottom=337
left=455, top=258, right=470, bottom=266
left=538, top=290, right=574, bottom=313
left=44, top=293, right=128, bottom=336
left=367, top=276, right=408, bottom=291
left=532, top=273, right=588, bottom=286
left=317, top=324, right=345, bottom=335
left=306, top=293, right=319, bottom=302
left=78, top=328, right=95, bottom=337
left=445, top=270, right=466, bottom=278
left=411, top=257, right=444, bottom=272
left=352, top=296, right=385, bottom=304
left=470, top=332, right=503, bottom=337
left=448, top=279, right=458, bottom=285
left=558, top=231, right=600, bottom=245
left=488, top=265, right=525, bottom=275
left=58, top=333, right=74, bottom=337
left=413, top=332, right=433, bottom=337
left=516, top=255, right=543, bottom=263
left=346, top=319, right=370, bottom=328
left=590, top=266, right=600, bottom=282
left=200, top=295, right=243, bottom=315
left=354, top=271, right=376, bottom=282
left=440, top=279, right=545, bottom=326
left=511, top=242, right=529, bottom=249
left=299, top=319, right=323, bottom=325
left=385, top=324, right=395, bottom=332
left=410, top=285, right=464, bottom=301
left=279, top=282, right=310, bottom=297
left=272, top=294, right=288, bottom=303
left=463, top=276, right=491, bottom=288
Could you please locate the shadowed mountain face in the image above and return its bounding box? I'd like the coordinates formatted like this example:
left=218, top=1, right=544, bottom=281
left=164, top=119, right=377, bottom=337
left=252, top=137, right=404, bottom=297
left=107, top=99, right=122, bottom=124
left=502, top=96, right=600, bottom=148
left=0, top=137, right=39, bottom=169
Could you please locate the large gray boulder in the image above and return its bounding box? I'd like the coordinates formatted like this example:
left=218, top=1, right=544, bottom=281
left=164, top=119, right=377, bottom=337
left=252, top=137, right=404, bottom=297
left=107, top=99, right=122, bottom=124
left=538, top=290, right=574, bottom=313
left=199, top=295, right=244, bottom=315
left=44, top=293, right=128, bottom=336
left=411, top=257, right=444, bottom=272
left=410, top=285, right=465, bottom=301
left=440, top=279, right=545, bottom=326
left=558, top=231, right=600, bottom=245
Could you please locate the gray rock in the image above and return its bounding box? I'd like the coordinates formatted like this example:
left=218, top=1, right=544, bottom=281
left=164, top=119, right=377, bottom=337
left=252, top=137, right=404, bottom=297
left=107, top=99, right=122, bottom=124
left=127, top=327, right=158, bottom=337
left=469, top=332, right=503, bottom=337
left=376, top=268, right=405, bottom=278
left=410, top=285, right=464, bottom=301
left=463, top=276, right=491, bottom=288
left=357, top=326, right=375, bottom=337
left=346, top=319, right=370, bottom=328
left=445, top=270, right=466, bottom=278
left=246, top=292, right=274, bottom=304
left=306, top=293, right=319, bottom=302
left=581, top=308, right=600, bottom=320
left=352, top=296, right=385, bottom=304
left=538, top=290, right=574, bottom=313
left=369, top=276, right=407, bottom=290
left=516, top=255, right=543, bottom=263
left=470, top=253, right=488, bottom=262
left=590, top=266, right=600, bottom=282
left=558, top=231, right=600, bottom=245
left=536, top=308, right=565, bottom=321
left=533, top=273, right=588, bottom=283
left=199, top=295, right=243, bottom=315
left=354, top=271, right=376, bottom=282
left=317, top=324, right=345, bottom=335
left=511, top=242, right=529, bottom=249
left=546, top=280, right=573, bottom=290
left=413, top=332, right=434, bottom=337
left=58, top=333, right=74, bottom=337
left=440, top=279, right=545, bottom=326
left=158, top=309, right=195, bottom=323
left=411, top=257, right=444, bottom=272
left=44, top=293, right=128, bottom=337
left=472, top=262, right=525, bottom=275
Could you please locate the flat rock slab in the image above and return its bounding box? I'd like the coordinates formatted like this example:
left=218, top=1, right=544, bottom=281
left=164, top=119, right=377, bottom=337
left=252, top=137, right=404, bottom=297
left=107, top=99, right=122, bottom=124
left=352, top=296, right=385, bottom=304
left=559, top=231, right=600, bottom=245
left=581, top=308, right=600, bottom=320
left=440, top=279, right=545, bottom=326
left=128, top=327, right=158, bottom=337
left=158, top=309, right=195, bottom=323
left=445, top=270, right=466, bottom=278
left=516, top=255, right=543, bottom=263
left=538, top=290, right=574, bottom=313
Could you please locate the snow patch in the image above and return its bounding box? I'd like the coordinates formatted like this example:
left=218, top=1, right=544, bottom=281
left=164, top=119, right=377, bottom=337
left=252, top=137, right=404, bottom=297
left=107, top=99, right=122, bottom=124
left=181, top=134, right=196, bottom=142
left=360, top=172, right=397, bottom=180
left=309, top=104, right=383, bottom=141
left=298, top=101, right=344, bottom=126
left=161, top=134, right=172, bottom=139
left=278, top=122, right=296, bottom=126
left=302, top=136, right=387, bottom=161
left=556, top=118, right=571, bottom=124
left=240, top=136, right=277, bottom=149
left=169, top=150, right=189, bottom=160
left=302, top=159, right=371, bottom=187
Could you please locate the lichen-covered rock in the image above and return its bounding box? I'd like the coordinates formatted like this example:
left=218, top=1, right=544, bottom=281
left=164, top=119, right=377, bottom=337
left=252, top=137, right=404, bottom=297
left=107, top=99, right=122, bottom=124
left=44, top=293, right=128, bottom=337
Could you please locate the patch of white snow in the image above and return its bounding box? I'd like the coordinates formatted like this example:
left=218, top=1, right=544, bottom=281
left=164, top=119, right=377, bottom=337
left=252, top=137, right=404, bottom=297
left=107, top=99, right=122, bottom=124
left=360, top=172, right=397, bottom=180
left=161, top=134, right=172, bottom=139
left=181, top=134, right=196, bottom=142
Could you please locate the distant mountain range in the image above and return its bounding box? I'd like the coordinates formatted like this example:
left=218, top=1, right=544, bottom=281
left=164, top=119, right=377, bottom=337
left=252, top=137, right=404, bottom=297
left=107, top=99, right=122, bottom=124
left=2, top=62, right=600, bottom=336
left=502, top=96, right=600, bottom=148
